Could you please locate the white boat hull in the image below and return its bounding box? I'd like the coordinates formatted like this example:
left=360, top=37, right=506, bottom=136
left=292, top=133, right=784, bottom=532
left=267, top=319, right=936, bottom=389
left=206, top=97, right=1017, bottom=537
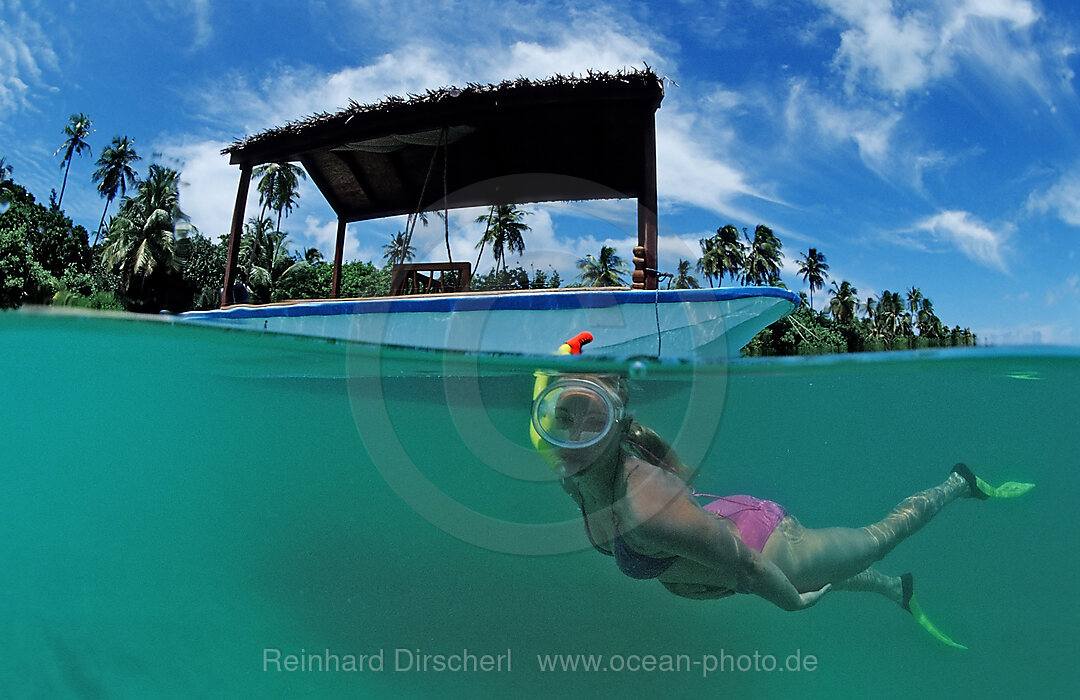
left=178, top=287, right=799, bottom=360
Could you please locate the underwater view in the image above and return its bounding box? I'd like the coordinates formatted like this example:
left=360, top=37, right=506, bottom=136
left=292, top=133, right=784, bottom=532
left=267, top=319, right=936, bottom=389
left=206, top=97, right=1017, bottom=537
left=2, top=309, right=1077, bottom=698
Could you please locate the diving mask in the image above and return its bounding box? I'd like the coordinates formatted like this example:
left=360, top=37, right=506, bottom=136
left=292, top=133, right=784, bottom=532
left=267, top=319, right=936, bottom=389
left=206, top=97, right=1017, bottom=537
left=531, top=377, right=625, bottom=450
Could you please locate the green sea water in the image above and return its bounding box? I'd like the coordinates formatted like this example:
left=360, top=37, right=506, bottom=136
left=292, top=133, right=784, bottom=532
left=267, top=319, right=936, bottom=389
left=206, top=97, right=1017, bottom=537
left=1, top=308, right=1077, bottom=698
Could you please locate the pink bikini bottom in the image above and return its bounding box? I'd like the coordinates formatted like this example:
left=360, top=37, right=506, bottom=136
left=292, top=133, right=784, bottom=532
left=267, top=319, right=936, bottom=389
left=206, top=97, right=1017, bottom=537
left=700, top=494, right=787, bottom=553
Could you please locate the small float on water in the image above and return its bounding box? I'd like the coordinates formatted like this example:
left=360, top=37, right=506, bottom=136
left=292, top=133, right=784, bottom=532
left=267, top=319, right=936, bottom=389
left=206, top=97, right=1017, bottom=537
left=179, top=69, right=798, bottom=359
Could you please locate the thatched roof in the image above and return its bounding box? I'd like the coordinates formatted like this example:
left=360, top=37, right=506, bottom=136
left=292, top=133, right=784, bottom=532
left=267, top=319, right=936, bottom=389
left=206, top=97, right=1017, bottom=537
left=223, top=68, right=664, bottom=223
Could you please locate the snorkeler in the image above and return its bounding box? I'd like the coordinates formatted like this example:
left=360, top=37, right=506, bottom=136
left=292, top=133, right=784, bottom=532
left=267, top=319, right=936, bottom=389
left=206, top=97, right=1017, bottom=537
left=531, top=369, right=1034, bottom=648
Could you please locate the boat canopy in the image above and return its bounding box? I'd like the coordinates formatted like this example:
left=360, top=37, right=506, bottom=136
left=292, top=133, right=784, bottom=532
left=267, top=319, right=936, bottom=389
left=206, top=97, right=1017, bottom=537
left=219, top=69, right=665, bottom=305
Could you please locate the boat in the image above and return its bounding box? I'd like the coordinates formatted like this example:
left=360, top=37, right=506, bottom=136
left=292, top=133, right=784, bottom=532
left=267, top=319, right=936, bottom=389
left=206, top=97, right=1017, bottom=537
left=179, top=69, right=799, bottom=358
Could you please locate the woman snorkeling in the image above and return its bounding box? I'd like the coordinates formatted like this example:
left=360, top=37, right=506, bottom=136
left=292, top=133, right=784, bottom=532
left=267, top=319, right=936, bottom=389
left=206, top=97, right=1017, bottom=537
left=531, top=368, right=1034, bottom=648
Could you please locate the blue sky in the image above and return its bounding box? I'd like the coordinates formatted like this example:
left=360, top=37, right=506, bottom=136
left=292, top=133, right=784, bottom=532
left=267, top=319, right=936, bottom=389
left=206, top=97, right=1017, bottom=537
left=2, top=0, right=1079, bottom=345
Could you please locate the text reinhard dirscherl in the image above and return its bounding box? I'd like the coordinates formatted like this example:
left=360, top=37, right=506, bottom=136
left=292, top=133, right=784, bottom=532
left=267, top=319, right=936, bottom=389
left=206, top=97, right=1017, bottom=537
left=263, top=648, right=512, bottom=673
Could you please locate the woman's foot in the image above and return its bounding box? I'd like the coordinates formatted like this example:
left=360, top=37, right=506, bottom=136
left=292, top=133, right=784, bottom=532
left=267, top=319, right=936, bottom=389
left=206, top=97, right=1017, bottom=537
left=951, top=463, right=989, bottom=499
left=899, top=573, right=914, bottom=611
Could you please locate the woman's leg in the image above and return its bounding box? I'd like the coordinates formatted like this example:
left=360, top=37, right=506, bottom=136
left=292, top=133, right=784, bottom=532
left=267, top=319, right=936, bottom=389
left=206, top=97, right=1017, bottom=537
left=763, top=471, right=971, bottom=591
left=831, top=567, right=903, bottom=604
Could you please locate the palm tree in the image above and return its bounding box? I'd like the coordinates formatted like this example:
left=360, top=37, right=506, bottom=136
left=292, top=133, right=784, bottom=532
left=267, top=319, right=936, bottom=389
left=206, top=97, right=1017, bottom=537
left=828, top=280, right=859, bottom=324
left=696, top=235, right=722, bottom=287
left=239, top=216, right=275, bottom=284
left=740, top=224, right=783, bottom=286
left=796, top=248, right=830, bottom=310
left=697, top=224, right=745, bottom=287
left=240, top=218, right=306, bottom=302
left=916, top=298, right=943, bottom=339
left=252, top=162, right=306, bottom=232
left=102, top=164, right=186, bottom=292
left=873, top=290, right=908, bottom=340
left=906, top=286, right=923, bottom=314
left=576, top=245, right=630, bottom=287
left=382, top=231, right=416, bottom=266
left=474, top=204, right=530, bottom=274
left=863, top=294, right=878, bottom=321
left=91, top=136, right=141, bottom=244
left=54, top=113, right=94, bottom=208
left=0, top=157, right=12, bottom=207
left=668, top=259, right=700, bottom=289
left=715, top=225, right=747, bottom=284
left=0, top=158, right=11, bottom=215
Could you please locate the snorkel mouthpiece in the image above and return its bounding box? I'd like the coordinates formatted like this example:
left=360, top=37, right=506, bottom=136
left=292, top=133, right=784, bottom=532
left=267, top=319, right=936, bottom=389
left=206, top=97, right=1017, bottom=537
left=559, top=331, right=593, bottom=355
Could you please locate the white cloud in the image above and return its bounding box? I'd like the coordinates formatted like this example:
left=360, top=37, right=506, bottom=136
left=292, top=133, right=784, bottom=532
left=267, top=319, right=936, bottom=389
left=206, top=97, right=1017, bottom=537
left=784, top=79, right=902, bottom=172
left=189, top=0, right=213, bottom=49
left=826, top=0, right=947, bottom=95
left=156, top=139, right=256, bottom=239
left=304, top=215, right=361, bottom=262
left=1044, top=273, right=1080, bottom=307
left=703, top=85, right=744, bottom=111
left=0, top=1, right=57, bottom=117
left=1027, top=167, right=1080, bottom=226
left=817, top=0, right=1044, bottom=97
left=913, top=209, right=1010, bottom=272
left=148, top=0, right=213, bottom=50
left=978, top=321, right=1075, bottom=345
left=195, top=7, right=665, bottom=138
left=657, top=108, right=773, bottom=221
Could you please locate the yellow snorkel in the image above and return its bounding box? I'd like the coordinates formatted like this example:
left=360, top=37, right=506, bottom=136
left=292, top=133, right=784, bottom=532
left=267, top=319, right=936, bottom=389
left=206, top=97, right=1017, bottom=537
left=531, top=332, right=593, bottom=470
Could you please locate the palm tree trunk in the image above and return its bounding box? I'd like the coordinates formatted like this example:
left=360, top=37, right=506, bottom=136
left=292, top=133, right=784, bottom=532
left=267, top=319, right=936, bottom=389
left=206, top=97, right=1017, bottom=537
left=474, top=206, right=493, bottom=272
left=94, top=197, right=113, bottom=246
left=58, top=160, right=72, bottom=208
left=444, top=211, right=453, bottom=263
left=474, top=241, right=486, bottom=271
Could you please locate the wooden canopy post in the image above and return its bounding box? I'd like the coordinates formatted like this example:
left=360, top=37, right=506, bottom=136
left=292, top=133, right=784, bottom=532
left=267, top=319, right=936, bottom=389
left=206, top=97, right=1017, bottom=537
left=330, top=218, right=347, bottom=298
left=635, top=113, right=659, bottom=290
left=221, top=162, right=252, bottom=307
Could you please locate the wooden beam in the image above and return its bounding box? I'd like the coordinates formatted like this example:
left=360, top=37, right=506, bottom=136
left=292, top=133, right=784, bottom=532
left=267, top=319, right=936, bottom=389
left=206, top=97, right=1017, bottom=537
left=637, top=113, right=658, bottom=290
left=330, top=218, right=347, bottom=298
left=221, top=162, right=252, bottom=306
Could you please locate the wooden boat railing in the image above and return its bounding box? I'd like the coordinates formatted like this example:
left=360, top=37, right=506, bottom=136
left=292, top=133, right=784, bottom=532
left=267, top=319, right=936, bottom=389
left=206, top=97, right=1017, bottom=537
left=390, top=262, right=472, bottom=295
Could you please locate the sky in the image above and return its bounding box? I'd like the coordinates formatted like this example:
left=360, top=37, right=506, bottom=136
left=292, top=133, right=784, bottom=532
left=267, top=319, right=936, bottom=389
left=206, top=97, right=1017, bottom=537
left=2, top=0, right=1079, bottom=345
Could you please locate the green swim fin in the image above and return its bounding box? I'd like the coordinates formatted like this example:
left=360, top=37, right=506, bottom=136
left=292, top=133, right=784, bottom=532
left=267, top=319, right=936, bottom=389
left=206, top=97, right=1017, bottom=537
left=952, top=463, right=1035, bottom=500
left=901, top=573, right=967, bottom=650
left=975, top=476, right=1035, bottom=499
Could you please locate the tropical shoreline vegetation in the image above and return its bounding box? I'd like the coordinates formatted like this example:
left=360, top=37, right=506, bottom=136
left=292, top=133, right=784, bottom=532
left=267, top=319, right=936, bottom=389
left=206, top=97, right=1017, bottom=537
left=0, top=114, right=977, bottom=355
